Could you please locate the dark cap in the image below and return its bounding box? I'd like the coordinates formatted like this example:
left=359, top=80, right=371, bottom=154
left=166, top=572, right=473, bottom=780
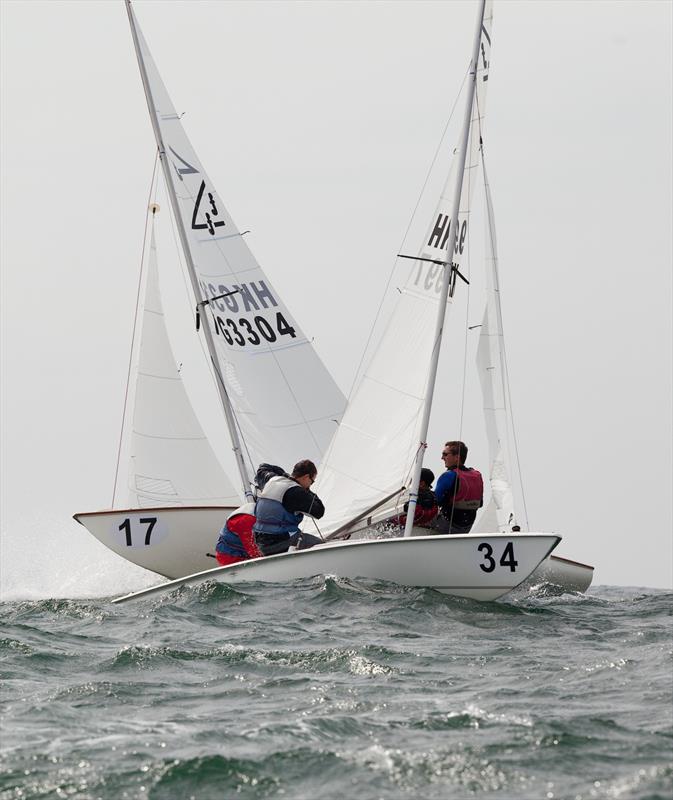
left=420, top=467, right=435, bottom=486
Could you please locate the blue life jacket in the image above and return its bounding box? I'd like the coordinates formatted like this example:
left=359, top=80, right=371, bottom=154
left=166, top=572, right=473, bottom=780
left=253, top=476, right=303, bottom=537
left=216, top=528, right=249, bottom=558
left=215, top=503, right=257, bottom=558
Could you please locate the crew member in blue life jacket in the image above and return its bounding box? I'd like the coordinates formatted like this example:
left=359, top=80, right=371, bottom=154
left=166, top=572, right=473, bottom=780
left=215, top=502, right=261, bottom=566
left=434, top=440, right=483, bottom=534
left=253, top=459, right=325, bottom=556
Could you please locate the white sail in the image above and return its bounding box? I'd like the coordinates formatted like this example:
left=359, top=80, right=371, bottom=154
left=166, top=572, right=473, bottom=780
left=316, top=1, right=494, bottom=532
left=129, top=6, right=346, bottom=477
left=473, top=168, right=518, bottom=532
left=128, top=223, right=241, bottom=509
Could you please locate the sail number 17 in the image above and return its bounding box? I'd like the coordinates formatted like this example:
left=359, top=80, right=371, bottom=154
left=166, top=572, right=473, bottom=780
left=477, top=541, right=518, bottom=572
left=118, top=517, right=157, bottom=547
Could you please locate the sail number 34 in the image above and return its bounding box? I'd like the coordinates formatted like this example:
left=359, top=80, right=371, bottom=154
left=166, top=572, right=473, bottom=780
left=477, top=541, right=518, bottom=572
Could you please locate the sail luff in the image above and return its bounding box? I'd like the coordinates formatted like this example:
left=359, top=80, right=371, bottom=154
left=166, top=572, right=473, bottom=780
left=125, top=0, right=253, bottom=499
left=403, top=0, right=488, bottom=536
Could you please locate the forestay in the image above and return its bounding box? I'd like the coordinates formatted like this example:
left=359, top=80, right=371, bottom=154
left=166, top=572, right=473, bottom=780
left=316, top=1, right=494, bottom=533
left=127, top=223, right=241, bottom=509
left=129, top=6, right=346, bottom=476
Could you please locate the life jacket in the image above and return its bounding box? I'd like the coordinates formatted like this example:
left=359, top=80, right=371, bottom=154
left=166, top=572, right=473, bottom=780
left=398, top=486, right=438, bottom=529
left=440, top=467, right=484, bottom=515
left=253, top=475, right=303, bottom=537
left=215, top=503, right=260, bottom=560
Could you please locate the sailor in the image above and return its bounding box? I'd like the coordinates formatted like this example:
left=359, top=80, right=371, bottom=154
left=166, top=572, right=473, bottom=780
left=434, top=440, right=483, bottom=534
left=214, top=502, right=261, bottom=566
left=398, top=467, right=438, bottom=528
left=253, top=459, right=325, bottom=556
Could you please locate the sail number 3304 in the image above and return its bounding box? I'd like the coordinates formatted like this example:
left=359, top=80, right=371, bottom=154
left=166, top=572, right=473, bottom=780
left=477, top=541, right=518, bottom=572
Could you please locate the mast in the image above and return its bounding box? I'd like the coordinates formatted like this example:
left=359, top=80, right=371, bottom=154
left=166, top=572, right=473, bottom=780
left=403, top=0, right=487, bottom=537
left=125, top=0, right=253, bottom=500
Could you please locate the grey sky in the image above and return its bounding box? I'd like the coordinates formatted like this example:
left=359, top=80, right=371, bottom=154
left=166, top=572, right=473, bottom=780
left=1, top=0, right=671, bottom=596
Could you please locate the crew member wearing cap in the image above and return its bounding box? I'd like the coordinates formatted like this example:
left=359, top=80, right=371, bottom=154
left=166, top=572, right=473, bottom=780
left=398, top=467, right=438, bottom=528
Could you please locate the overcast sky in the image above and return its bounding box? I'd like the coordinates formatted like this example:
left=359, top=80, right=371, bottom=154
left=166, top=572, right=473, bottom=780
left=1, top=0, right=671, bottom=597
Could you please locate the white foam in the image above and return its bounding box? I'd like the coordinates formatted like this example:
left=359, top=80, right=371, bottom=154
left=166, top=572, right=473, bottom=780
left=0, top=509, right=157, bottom=601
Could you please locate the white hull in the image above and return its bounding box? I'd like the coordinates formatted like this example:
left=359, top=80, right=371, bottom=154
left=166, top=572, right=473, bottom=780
left=74, top=506, right=235, bottom=579
left=527, top=553, right=594, bottom=593
left=113, top=533, right=561, bottom=604
left=75, top=506, right=594, bottom=594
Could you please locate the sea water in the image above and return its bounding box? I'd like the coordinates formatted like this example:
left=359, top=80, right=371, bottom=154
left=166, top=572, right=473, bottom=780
left=1, top=579, right=671, bottom=800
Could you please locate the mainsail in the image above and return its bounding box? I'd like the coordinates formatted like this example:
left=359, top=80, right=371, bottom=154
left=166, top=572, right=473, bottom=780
left=127, top=221, right=241, bottom=509
left=128, top=4, right=346, bottom=482
left=316, top=1, right=493, bottom=532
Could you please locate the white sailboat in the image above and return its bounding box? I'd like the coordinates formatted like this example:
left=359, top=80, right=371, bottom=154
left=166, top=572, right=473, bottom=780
left=107, top=0, right=583, bottom=606
left=307, top=0, right=593, bottom=591
left=74, top=0, right=348, bottom=577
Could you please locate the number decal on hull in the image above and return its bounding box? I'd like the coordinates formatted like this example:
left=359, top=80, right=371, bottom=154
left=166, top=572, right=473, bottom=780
left=478, top=541, right=519, bottom=573
left=116, top=517, right=160, bottom=548
left=477, top=542, right=496, bottom=572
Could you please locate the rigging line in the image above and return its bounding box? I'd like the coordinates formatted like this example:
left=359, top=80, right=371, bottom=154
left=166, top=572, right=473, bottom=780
left=481, top=147, right=530, bottom=531
left=162, top=173, right=255, bottom=485
left=344, top=66, right=471, bottom=405
left=112, top=152, right=160, bottom=508
left=308, top=516, right=325, bottom=542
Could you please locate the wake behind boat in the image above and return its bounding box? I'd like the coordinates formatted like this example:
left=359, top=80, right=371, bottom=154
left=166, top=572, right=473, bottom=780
left=112, top=533, right=561, bottom=604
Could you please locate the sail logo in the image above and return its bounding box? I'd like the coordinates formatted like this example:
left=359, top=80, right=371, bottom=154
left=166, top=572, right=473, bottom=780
left=191, top=180, right=225, bottom=236
left=169, top=147, right=198, bottom=180
left=168, top=147, right=225, bottom=236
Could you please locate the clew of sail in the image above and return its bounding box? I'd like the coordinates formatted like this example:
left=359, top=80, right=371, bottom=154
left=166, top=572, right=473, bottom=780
left=316, top=3, right=494, bottom=533
left=129, top=6, right=346, bottom=476
left=127, top=222, right=241, bottom=509
left=473, top=167, right=518, bottom=532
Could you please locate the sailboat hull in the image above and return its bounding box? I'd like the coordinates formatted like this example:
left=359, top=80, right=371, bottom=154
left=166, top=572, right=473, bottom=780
left=112, top=533, right=561, bottom=604
left=74, top=506, right=235, bottom=579
left=75, top=507, right=593, bottom=594
left=527, top=554, right=594, bottom=593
